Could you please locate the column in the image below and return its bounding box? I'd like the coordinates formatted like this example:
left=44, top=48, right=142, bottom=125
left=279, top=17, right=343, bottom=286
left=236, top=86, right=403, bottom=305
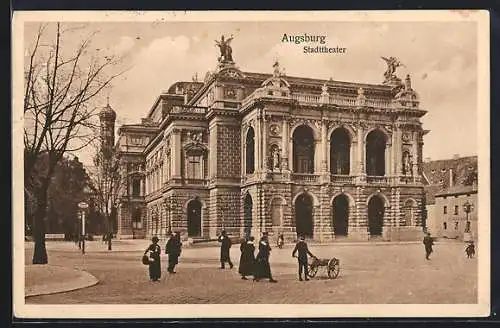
left=412, top=130, right=419, bottom=179
left=392, top=126, right=401, bottom=176
left=262, top=114, right=268, bottom=172
left=321, top=120, right=328, bottom=172
left=357, top=125, right=365, bottom=175
left=281, top=118, right=289, bottom=170
left=209, top=123, right=217, bottom=179
left=385, top=142, right=391, bottom=177
left=171, top=129, right=182, bottom=179
left=256, top=114, right=262, bottom=174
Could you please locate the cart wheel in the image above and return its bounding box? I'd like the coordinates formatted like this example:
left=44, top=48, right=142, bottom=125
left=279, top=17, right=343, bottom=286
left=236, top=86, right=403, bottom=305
left=327, top=259, right=340, bottom=279
left=308, top=265, right=318, bottom=278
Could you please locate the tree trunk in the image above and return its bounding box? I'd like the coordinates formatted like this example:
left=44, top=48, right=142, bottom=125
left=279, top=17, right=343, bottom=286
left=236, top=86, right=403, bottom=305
left=32, top=187, right=48, bottom=264
left=107, top=215, right=112, bottom=251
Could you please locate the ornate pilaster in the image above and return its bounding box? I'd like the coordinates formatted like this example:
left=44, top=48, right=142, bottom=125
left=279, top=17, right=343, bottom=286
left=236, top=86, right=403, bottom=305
left=171, top=129, right=182, bottom=180
left=281, top=118, right=289, bottom=170
left=356, top=123, right=366, bottom=181
left=262, top=114, right=268, bottom=173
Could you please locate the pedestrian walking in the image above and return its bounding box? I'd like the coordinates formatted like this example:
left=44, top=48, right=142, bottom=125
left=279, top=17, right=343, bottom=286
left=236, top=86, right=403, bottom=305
left=238, top=236, right=256, bottom=280
left=423, top=232, right=435, bottom=260
left=277, top=233, right=284, bottom=249
left=218, top=230, right=234, bottom=269
left=144, top=236, right=161, bottom=282
left=292, top=235, right=316, bottom=281
left=465, top=241, right=475, bottom=259
left=165, top=231, right=182, bottom=273
left=253, top=232, right=277, bottom=283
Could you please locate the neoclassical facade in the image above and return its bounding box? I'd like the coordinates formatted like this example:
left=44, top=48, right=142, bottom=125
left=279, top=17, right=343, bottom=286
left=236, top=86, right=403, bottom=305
left=109, top=49, right=428, bottom=242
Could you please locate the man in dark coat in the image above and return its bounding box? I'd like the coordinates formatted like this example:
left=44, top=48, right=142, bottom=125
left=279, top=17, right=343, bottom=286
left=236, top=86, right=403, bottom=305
left=218, top=230, right=233, bottom=269
left=238, top=236, right=255, bottom=280
left=423, top=232, right=434, bottom=260
left=144, top=236, right=161, bottom=281
left=165, top=232, right=182, bottom=273
left=254, top=232, right=277, bottom=283
left=292, top=235, right=316, bottom=281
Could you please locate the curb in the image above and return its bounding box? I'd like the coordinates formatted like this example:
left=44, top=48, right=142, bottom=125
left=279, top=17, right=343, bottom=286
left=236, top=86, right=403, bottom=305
left=25, top=265, right=99, bottom=297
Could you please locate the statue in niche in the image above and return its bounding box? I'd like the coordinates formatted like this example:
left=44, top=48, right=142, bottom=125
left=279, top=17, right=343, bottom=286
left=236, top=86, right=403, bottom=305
left=403, top=151, right=412, bottom=176
left=215, top=35, right=234, bottom=63
left=273, top=148, right=281, bottom=169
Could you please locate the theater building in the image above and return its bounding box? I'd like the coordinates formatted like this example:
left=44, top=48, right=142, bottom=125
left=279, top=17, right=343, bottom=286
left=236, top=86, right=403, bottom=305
left=101, top=45, right=429, bottom=242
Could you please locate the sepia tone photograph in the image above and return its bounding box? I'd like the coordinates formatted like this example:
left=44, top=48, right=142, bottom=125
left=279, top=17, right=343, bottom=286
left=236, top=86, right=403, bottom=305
left=12, top=11, right=490, bottom=318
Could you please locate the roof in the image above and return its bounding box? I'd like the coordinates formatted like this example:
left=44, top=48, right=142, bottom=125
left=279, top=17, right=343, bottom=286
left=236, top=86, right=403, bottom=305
left=424, top=184, right=442, bottom=205
left=422, top=156, right=477, bottom=188
left=435, top=185, right=477, bottom=197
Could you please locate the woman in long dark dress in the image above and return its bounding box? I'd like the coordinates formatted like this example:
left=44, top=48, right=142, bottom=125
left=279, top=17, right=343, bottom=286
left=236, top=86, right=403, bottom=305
left=238, top=236, right=255, bottom=280
left=165, top=232, right=182, bottom=273
left=253, top=233, right=277, bottom=283
left=144, top=236, right=161, bottom=281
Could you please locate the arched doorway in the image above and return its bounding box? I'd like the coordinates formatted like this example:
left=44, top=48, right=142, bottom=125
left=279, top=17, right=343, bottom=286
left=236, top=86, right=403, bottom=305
left=243, top=193, right=253, bottom=238
left=366, top=130, right=387, bottom=176
left=295, top=193, right=314, bottom=238
left=246, top=127, right=255, bottom=174
left=330, top=128, right=351, bottom=175
left=293, top=125, right=315, bottom=173
left=368, top=196, right=385, bottom=236
left=187, top=199, right=202, bottom=237
left=332, top=195, right=349, bottom=236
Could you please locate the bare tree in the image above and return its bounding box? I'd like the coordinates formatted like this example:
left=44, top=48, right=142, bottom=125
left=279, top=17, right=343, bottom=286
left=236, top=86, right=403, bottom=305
left=87, top=141, right=125, bottom=251
left=24, top=22, right=126, bottom=264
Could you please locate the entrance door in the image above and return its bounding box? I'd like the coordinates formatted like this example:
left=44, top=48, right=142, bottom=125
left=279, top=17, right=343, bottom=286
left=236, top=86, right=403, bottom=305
left=368, top=196, right=384, bottom=236
left=295, top=193, right=314, bottom=238
left=187, top=199, right=202, bottom=237
left=243, top=194, right=253, bottom=238
left=332, top=195, right=349, bottom=236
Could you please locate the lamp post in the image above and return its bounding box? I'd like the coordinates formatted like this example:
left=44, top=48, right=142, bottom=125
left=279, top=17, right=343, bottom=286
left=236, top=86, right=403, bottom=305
left=77, top=201, right=89, bottom=255
left=462, top=201, right=474, bottom=241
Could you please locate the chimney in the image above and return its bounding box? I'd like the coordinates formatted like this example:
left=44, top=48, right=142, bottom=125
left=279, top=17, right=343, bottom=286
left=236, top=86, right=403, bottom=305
left=453, top=154, right=460, bottom=160
left=449, top=168, right=453, bottom=188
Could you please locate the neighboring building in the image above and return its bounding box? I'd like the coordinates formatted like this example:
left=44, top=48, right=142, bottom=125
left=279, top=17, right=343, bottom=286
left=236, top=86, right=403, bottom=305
left=434, top=185, right=477, bottom=240
left=422, top=155, right=478, bottom=239
left=102, top=40, right=430, bottom=242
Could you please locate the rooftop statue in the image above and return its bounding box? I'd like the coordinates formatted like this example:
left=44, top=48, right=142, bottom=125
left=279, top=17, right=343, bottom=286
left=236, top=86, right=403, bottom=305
left=215, top=35, right=234, bottom=63
left=381, top=56, right=405, bottom=84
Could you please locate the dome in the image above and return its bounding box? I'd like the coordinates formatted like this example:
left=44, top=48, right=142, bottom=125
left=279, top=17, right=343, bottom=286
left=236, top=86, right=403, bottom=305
left=99, top=103, right=116, bottom=121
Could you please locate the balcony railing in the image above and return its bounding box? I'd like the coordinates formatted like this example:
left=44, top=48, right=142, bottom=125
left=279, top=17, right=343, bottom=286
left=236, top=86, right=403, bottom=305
left=171, top=105, right=206, bottom=114
left=292, top=173, right=320, bottom=183
left=183, top=178, right=208, bottom=186
left=366, top=176, right=390, bottom=184
left=330, top=174, right=355, bottom=184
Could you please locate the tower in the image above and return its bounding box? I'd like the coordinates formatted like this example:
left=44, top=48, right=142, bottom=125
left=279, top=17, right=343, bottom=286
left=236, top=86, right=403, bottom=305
left=98, top=99, right=117, bottom=161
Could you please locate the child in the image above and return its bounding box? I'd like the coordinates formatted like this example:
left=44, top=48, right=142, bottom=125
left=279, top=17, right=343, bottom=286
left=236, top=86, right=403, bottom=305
left=465, top=241, right=475, bottom=259
left=292, top=235, right=316, bottom=281
left=277, top=233, right=284, bottom=249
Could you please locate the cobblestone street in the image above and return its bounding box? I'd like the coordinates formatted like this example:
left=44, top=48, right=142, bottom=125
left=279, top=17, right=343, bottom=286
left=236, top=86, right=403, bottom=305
left=24, top=241, right=477, bottom=304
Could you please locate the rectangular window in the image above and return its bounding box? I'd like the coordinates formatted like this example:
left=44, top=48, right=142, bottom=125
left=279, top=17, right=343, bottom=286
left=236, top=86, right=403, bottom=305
left=187, top=155, right=202, bottom=179
left=443, top=222, right=447, bottom=230
left=454, top=205, right=459, bottom=215
left=443, top=206, right=447, bottom=214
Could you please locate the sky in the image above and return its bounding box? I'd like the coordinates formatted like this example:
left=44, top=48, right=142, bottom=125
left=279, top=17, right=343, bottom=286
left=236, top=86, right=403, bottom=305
left=23, top=19, right=479, bottom=166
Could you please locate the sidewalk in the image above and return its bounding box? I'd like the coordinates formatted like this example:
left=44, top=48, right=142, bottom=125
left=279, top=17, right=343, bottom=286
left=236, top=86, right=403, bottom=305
left=25, top=237, right=462, bottom=253
left=25, top=265, right=99, bottom=297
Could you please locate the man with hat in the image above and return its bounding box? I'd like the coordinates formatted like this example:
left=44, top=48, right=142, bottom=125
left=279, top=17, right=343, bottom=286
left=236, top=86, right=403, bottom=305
left=292, top=235, right=316, bottom=281
left=218, top=230, right=233, bottom=269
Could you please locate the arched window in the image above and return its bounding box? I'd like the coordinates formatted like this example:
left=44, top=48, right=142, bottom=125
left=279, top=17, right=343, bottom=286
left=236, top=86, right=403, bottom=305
left=366, top=130, right=387, bottom=176
left=246, top=127, right=255, bottom=174
left=330, top=128, right=351, bottom=175
left=293, top=125, right=315, bottom=173
left=132, top=178, right=141, bottom=197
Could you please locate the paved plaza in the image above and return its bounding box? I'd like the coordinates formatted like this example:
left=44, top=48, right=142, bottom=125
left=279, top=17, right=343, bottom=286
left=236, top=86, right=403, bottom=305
left=24, top=240, right=477, bottom=304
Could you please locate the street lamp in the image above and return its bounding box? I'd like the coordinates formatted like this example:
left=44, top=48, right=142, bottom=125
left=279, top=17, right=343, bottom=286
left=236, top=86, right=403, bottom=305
left=78, top=201, right=89, bottom=255
left=463, top=201, right=474, bottom=234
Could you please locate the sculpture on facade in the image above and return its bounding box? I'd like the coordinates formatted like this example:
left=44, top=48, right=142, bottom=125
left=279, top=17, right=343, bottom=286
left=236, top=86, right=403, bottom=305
left=273, top=148, right=281, bottom=169
left=215, top=35, right=234, bottom=63
left=381, top=56, right=405, bottom=84
left=403, top=151, right=412, bottom=176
